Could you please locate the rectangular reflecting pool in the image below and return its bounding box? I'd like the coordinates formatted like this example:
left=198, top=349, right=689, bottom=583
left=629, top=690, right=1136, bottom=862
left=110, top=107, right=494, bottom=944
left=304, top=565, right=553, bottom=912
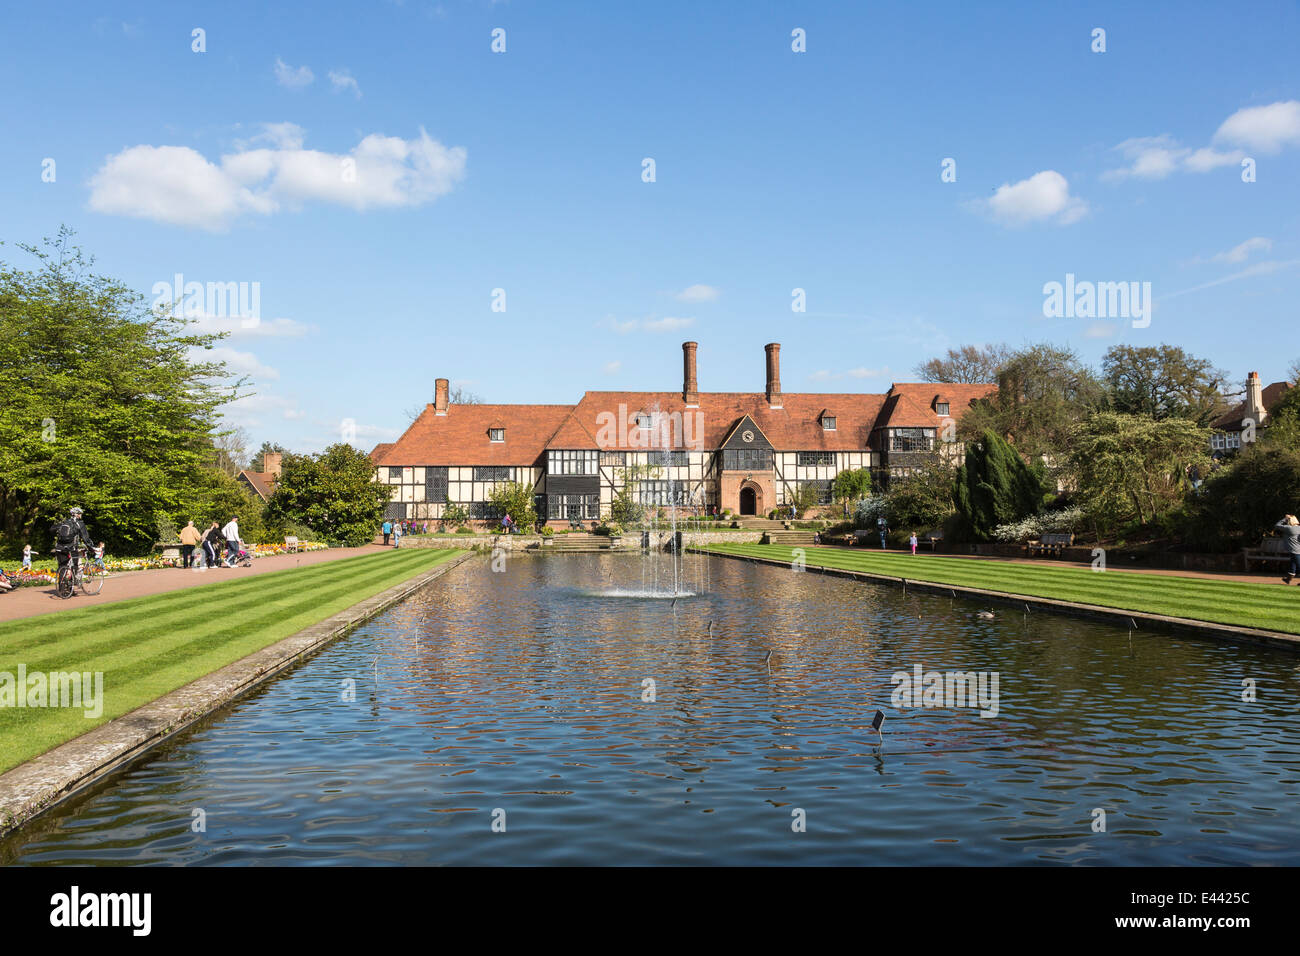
left=3, top=553, right=1298, bottom=865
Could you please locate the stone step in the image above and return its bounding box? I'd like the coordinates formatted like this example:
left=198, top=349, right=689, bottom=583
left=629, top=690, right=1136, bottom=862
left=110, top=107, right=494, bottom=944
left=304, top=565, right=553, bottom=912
left=763, top=530, right=818, bottom=545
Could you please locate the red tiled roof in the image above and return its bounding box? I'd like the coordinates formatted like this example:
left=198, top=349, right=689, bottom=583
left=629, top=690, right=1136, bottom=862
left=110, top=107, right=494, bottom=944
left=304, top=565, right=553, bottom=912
left=375, top=382, right=995, bottom=465
left=1211, top=381, right=1292, bottom=430
left=369, top=442, right=395, bottom=465
left=383, top=404, right=573, bottom=465
left=238, top=470, right=275, bottom=502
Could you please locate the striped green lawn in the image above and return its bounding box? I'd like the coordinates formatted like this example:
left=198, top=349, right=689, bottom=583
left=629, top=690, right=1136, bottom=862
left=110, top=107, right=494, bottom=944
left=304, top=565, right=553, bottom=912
left=0, top=548, right=460, bottom=774
left=699, top=543, right=1300, bottom=636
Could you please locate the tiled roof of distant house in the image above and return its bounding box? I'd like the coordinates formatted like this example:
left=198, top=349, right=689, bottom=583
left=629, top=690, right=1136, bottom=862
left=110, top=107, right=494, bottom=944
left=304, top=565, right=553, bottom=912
left=238, top=469, right=276, bottom=502
left=389, top=404, right=574, bottom=465
left=1211, top=381, right=1292, bottom=430
left=372, top=344, right=997, bottom=466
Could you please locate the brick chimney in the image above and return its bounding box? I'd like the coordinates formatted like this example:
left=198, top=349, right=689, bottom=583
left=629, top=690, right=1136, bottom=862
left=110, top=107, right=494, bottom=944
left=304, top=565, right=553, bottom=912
left=263, top=452, right=282, bottom=477
left=1245, top=371, right=1267, bottom=425
left=765, top=343, right=782, bottom=408
left=682, top=341, right=699, bottom=406
left=434, top=378, right=449, bottom=416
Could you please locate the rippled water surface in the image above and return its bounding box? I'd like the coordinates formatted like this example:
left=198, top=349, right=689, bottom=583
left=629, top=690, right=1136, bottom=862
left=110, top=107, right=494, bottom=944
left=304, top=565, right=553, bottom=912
left=4, top=554, right=1299, bottom=865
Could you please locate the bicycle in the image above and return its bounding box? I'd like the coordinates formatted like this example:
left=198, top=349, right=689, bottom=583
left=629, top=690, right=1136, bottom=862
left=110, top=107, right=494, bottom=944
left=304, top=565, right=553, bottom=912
left=56, top=548, right=105, bottom=598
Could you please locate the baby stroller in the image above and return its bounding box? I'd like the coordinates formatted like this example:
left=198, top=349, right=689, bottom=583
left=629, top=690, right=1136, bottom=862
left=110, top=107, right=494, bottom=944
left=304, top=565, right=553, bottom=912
left=223, top=541, right=254, bottom=568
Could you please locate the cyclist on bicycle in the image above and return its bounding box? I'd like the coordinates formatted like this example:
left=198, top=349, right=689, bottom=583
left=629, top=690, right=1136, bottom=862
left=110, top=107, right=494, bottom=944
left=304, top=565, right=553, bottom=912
left=52, top=506, right=96, bottom=583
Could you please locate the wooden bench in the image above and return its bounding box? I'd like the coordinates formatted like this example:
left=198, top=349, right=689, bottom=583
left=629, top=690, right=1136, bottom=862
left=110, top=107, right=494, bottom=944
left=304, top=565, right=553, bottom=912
left=1243, top=537, right=1293, bottom=571
left=284, top=536, right=299, bottom=553
left=1026, top=532, right=1074, bottom=557
left=922, top=530, right=943, bottom=551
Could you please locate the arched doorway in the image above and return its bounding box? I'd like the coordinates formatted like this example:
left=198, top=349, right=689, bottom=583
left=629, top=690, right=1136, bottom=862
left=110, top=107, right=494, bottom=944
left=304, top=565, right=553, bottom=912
left=739, top=486, right=757, bottom=516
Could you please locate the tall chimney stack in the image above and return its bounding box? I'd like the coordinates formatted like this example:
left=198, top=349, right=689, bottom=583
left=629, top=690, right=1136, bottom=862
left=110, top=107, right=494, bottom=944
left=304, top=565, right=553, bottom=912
left=765, top=343, right=782, bottom=408
left=1246, top=371, right=1266, bottom=425
left=435, top=378, right=449, bottom=416
left=263, top=452, right=282, bottom=477
left=682, top=341, right=699, bottom=406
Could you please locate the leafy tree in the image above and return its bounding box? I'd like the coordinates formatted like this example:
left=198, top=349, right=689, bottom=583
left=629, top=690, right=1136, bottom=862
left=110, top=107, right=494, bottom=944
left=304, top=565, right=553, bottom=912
left=486, top=481, right=537, bottom=530
left=953, top=430, right=1049, bottom=541
left=914, top=343, right=1009, bottom=384
left=960, top=342, right=1104, bottom=461
left=1065, top=413, right=1209, bottom=535
left=1263, top=386, right=1300, bottom=449
left=440, top=502, right=470, bottom=530
left=831, top=468, right=872, bottom=515
left=1177, top=444, right=1300, bottom=551
left=185, top=469, right=268, bottom=543
left=609, top=485, right=645, bottom=527
left=1101, top=344, right=1228, bottom=425
left=212, top=426, right=252, bottom=478
left=249, top=441, right=287, bottom=473
left=0, top=228, right=241, bottom=556
left=788, top=481, right=822, bottom=517
left=264, top=444, right=390, bottom=546
left=885, top=455, right=956, bottom=530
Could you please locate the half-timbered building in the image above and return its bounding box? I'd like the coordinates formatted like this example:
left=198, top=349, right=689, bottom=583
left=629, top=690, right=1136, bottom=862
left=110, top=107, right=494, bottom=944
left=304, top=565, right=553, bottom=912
left=371, top=342, right=995, bottom=525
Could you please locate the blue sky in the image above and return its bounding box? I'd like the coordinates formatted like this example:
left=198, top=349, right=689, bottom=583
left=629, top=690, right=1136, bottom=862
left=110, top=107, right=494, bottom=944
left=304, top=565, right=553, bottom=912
left=2, top=0, right=1298, bottom=454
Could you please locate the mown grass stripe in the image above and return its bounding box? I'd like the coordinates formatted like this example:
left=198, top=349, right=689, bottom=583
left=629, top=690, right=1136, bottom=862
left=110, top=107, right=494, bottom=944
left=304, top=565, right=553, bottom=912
left=699, top=544, right=1300, bottom=635
left=0, top=550, right=436, bottom=655
left=0, top=549, right=460, bottom=773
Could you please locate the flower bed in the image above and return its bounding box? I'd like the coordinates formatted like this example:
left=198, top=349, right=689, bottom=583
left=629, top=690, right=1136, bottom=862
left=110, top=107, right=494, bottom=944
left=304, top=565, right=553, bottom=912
left=1, top=542, right=327, bottom=585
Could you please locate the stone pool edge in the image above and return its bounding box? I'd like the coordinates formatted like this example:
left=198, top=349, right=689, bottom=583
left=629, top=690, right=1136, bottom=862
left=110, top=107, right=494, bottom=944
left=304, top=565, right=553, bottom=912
left=0, top=550, right=477, bottom=838
left=696, top=548, right=1300, bottom=651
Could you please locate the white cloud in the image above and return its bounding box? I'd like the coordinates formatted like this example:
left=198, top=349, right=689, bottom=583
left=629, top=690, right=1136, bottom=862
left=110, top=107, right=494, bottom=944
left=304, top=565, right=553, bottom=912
left=981, top=170, right=1086, bottom=226
left=1213, top=237, right=1272, bottom=264
left=809, top=366, right=890, bottom=382
left=274, top=57, right=315, bottom=89
left=187, top=314, right=315, bottom=339
left=603, top=315, right=694, bottom=334
left=1083, top=321, right=1118, bottom=339
left=643, top=316, right=694, bottom=332
left=1104, top=135, right=1243, bottom=180
left=328, top=70, right=362, bottom=98
left=198, top=346, right=279, bottom=381
left=603, top=361, right=622, bottom=374
left=1104, top=101, right=1299, bottom=181
left=1162, top=258, right=1300, bottom=300
left=88, top=125, right=467, bottom=230
left=674, top=284, right=719, bottom=303
left=1213, top=100, right=1300, bottom=154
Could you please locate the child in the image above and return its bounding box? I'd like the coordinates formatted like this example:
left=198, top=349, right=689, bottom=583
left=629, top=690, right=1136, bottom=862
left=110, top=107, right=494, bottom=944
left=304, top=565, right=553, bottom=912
left=94, top=542, right=106, bottom=566
left=909, top=532, right=918, bottom=555
left=22, top=544, right=37, bottom=570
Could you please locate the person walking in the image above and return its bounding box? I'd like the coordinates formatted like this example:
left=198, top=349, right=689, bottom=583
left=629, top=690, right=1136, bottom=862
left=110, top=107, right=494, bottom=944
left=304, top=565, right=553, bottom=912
left=222, top=517, right=241, bottom=565
left=22, top=544, right=36, bottom=570
left=393, top=520, right=403, bottom=549
left=1278, top=514, right=1300, bottom=585
left=200, top=521, right=222, bottom=570
left=877, top=516, right=888, bottom=550
left=382, top=519, right=392, bottom=547
left=909, top=531, right=918, bottom=555
left=179, top=520, right=202, bottom=569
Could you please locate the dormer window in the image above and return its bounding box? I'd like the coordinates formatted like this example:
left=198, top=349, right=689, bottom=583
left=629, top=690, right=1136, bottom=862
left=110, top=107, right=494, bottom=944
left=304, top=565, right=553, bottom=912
left=488, top=428, right=505, bottom=442
left=935, top=402, right=950, bottom=417
left=635, top=413, right=652, bottom=429
left=821, top=415, right=836, bottom=431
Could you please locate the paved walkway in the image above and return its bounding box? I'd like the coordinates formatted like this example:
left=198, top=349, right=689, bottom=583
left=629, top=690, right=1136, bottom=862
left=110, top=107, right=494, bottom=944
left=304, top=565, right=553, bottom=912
left=811, top=545, right=1288, bottom=585
left=0, top=545, right=391, bottom=623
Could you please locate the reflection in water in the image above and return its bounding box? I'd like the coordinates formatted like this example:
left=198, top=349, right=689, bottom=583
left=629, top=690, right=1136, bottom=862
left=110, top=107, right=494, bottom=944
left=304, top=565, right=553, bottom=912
left=3, top=554, right=1298, bottom=866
